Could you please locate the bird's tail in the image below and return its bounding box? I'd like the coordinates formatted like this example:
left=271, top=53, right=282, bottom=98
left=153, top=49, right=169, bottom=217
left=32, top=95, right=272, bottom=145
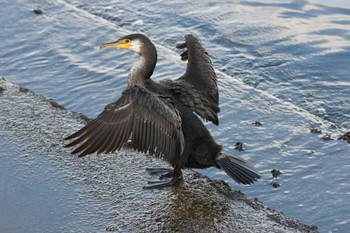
left=216, top=153, right=261, bottom=185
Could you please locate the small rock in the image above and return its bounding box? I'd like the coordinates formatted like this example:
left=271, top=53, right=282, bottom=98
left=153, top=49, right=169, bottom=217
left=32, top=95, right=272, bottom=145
left=271, top=169, right=282, bottom=178
left=338, top=131, right=350, bottom=143
left=19, top=87, right=30, bottom=93
left=321, top=134, right=332, bottom=140
left=270, top=181, right=281, bottom=188
left=310, top=128, right=322, bottom=134
left=234, top=142, right=244, bottom=151
left=33, top=7, right=43, bottom=15
left=253, top=121, right=263, bottom=126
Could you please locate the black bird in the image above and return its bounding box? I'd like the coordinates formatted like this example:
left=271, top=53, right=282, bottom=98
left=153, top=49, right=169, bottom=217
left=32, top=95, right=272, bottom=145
left=65, top=34, right=260, bottom=188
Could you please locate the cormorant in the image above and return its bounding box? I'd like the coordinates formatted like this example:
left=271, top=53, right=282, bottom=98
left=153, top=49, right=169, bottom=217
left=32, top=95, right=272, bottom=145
left=65, top=33, right=260, bottom=188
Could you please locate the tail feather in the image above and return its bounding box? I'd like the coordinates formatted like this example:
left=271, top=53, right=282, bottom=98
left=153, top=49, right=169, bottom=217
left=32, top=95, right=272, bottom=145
left=216, top=153, right=261, bottom=185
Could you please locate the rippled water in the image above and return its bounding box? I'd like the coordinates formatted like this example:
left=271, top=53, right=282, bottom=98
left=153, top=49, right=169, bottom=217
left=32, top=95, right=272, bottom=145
left=1, top=0, right=349, bottom=232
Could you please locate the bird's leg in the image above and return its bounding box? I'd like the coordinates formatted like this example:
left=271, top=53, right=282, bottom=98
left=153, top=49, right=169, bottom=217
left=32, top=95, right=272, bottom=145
left=143, top=167, right=183, bottom=189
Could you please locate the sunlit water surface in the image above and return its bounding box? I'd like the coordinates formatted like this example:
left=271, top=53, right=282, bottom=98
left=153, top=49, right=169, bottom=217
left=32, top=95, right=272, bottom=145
left=1, top=0, right=350, bottom=232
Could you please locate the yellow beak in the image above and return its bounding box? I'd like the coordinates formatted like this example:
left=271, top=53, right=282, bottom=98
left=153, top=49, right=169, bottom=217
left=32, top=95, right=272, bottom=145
left=100, top=39, right=131, bottom=50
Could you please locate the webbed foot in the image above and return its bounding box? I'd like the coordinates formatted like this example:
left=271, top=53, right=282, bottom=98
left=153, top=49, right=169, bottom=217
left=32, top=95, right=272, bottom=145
left=143, top=167, right=182, bottom=189
left=146, top=167, right=174, bottom=178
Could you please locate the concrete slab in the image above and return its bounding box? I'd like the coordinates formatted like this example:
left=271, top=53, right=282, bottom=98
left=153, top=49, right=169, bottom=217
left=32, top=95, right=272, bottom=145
left=0, top=77, right=318, bottom=232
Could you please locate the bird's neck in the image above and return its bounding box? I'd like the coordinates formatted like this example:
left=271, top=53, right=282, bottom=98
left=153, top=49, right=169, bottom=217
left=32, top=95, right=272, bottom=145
left=128, top=46, right=157, bottom=87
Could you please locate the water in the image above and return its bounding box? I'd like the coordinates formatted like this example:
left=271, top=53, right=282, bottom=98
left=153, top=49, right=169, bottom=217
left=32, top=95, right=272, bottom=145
left=1, top=0, right=349, bottom=232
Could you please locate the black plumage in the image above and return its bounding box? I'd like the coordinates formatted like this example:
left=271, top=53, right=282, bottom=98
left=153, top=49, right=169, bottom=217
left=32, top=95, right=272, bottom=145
left=65, top=34, right=260, bottom=188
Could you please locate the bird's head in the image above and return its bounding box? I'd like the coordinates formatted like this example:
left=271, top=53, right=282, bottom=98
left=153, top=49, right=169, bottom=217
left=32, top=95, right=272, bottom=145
left=100, top=34, right=150, bottom=55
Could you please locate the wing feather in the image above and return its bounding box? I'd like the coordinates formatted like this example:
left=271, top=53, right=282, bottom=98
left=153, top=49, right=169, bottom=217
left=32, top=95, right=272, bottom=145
left=97, top=123, right=119, bottom=154
left=171, top=34, right=220, bottom=125
left=65, top=86, right=184, bottom=165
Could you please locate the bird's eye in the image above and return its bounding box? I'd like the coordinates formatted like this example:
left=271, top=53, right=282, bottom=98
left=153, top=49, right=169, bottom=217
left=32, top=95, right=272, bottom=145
left=125, top=39, right=130, bottom=43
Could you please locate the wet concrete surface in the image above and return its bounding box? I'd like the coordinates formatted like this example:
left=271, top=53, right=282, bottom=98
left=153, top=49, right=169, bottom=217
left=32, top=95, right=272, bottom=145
left=0, top=77, right=318, bottom=232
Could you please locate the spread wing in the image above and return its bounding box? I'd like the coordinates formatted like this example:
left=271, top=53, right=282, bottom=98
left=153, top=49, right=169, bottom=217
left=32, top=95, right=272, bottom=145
left=173, top=34, right=220, bottom=125
left=65, top=86, right=184, bottom=164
